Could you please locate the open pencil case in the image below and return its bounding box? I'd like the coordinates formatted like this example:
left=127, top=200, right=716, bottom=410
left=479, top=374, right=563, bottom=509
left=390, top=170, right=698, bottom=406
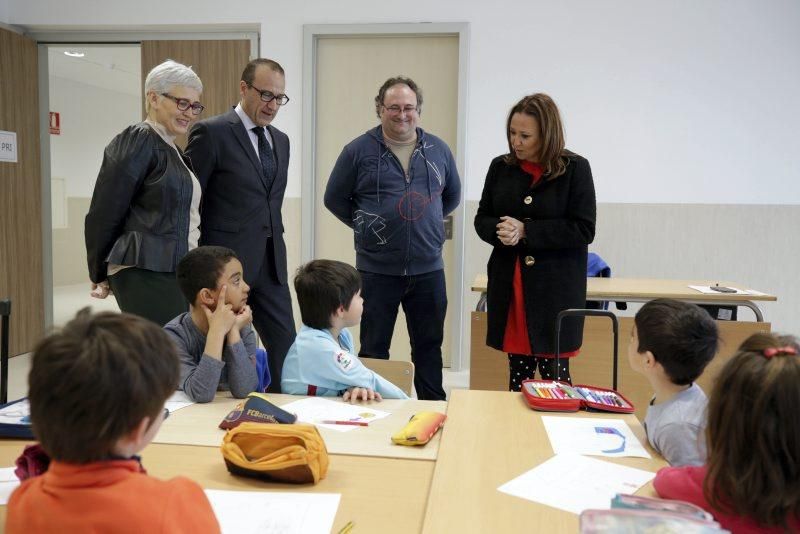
left=521, top=309, right=634, bottom=414
left=521, top=380, right=634, bottom=413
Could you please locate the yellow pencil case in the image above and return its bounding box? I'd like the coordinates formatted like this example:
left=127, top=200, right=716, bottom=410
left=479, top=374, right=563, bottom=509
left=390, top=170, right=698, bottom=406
left=391, top=411, right=447, bottom=446
left=221, top=422, right=329, bottom=484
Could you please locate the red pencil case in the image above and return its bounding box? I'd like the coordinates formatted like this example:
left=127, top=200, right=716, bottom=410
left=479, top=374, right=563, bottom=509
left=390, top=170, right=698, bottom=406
left=521, top=379, right=635, bottom=414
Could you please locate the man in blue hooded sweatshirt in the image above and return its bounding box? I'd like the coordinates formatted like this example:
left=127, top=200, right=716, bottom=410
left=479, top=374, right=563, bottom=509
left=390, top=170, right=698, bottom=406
left=324, top=76, right=461, bottom=401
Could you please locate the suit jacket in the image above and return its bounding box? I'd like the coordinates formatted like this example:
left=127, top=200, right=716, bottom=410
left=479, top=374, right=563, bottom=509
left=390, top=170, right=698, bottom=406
left=186, top=109, right=289, bottom=285
left=474, top=153, right=596, bottom=354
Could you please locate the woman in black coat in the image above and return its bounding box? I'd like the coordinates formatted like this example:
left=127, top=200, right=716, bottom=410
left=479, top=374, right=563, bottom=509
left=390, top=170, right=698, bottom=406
left=474, top=94, right=596, bottom=391
left=85, top=60, right=205, bottom=326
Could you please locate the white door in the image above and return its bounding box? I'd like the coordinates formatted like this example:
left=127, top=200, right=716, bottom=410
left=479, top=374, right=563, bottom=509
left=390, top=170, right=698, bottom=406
left=314, top=34, right=460, bottom=366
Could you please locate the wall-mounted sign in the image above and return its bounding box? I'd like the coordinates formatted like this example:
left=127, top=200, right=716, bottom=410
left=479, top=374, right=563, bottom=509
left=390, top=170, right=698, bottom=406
left=49, top=112, right=61, bottom=135
left=0, top=131, right=18, bottom=163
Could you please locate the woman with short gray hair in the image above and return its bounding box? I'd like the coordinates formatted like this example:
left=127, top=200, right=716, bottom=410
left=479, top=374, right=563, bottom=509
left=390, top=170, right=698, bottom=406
left=85, top=59, right=206, bottom=325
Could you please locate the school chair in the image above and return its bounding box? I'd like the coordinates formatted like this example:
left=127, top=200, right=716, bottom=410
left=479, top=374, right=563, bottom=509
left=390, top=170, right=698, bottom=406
left=586, top=252, right=626, bottom=311
left=255, top=347, right=271, bottom=393
left=361, top=358, right=415, bottom=397
left=0, top=299, right=10, bottom=404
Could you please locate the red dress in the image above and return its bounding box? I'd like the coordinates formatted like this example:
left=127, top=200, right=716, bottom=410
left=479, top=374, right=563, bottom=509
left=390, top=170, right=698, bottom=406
left=502, top=160, right=578, bottom=359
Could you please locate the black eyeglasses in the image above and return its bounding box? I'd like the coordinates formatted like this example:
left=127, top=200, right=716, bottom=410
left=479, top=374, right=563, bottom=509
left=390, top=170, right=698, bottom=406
left=382, top=104, right=418, bottom=116
left=161, top=93, right=205, bottom=115
left=247, top=83, right=290, bottom=106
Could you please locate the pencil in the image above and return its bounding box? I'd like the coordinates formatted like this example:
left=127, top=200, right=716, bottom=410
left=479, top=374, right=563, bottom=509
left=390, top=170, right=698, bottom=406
left=338, top=520, right=355, bottom=534
left=320, top=420, right=369, bottom=426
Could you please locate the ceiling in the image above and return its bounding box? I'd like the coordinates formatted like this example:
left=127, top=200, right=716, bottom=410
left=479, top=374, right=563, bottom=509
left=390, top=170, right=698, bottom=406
left=48, top=45, right=141, bottom=97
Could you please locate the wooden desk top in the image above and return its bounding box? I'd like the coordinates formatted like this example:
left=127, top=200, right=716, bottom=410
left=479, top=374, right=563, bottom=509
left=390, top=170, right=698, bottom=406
left=155, top=393, right=446, bottom=461
left=0, top=440, right=433, bottom=534
left=422, top=389, right=667, bottom=533
left=471, top=274, right=776, bottom=302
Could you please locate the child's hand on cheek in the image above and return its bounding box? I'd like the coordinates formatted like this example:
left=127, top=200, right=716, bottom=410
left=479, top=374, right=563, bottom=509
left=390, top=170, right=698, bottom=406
left=235, top=304, right=253, bottom=331
left=203, top=285, right=237, bottom=335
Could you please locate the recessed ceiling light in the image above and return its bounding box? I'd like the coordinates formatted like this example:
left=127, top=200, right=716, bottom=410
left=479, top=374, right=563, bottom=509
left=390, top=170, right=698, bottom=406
left=64, top=51, right=85, bottom=58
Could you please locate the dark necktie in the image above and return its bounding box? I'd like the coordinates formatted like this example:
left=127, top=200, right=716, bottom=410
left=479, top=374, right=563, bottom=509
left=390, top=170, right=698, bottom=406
left=251, top=126, right=276, bottom=187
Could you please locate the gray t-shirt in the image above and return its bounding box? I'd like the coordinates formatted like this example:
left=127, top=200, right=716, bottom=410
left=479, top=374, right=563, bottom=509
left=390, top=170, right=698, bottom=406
left=644, top=383, right=708, bottom=467
left=164, top=312, right=258, bottom=403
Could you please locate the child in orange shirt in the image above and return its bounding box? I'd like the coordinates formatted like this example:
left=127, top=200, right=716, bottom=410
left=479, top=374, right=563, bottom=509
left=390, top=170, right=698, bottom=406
left=6, top=309, right=220, bottom=534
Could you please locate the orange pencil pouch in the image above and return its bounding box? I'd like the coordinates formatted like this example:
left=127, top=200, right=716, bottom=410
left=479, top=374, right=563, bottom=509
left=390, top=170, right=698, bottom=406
left=221, top=422, right=329, bottom=484
left=391, top=411, right=447, bottom=446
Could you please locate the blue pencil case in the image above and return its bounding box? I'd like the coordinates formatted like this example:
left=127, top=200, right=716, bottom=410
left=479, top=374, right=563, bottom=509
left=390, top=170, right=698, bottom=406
left=521, top=380, right=635, bottom=414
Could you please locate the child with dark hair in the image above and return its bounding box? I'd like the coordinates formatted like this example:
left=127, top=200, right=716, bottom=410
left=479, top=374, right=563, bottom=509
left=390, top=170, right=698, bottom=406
left=627, top=299, right=718, bottom=466
left=655, top=333, right=800, bottom=533
left=7, top=309, right=219, bottom=533
left=165, top=245, right=259, bottom=403
left=281, top=260, right=409, bottom=399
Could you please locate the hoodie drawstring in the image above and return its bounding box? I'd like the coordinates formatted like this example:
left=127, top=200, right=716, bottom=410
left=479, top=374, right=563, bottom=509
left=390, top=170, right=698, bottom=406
left=421, top=142, right=433, bottom=202
left=376, top=138, right=382, bottom=205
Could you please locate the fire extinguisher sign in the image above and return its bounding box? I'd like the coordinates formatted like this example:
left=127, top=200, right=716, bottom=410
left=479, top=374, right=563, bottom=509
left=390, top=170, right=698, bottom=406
left=49, top=112, right=61, bottom=135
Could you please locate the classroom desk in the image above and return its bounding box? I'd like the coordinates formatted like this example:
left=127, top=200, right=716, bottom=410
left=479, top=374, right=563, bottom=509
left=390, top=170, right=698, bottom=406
left=470, top=276, right=773, bottom=419
left=422, top=389, right=667, bottom=533
left=472, top=275, right=777, bottom=321
left=0, top=440, right=434, bottom=533
left=155, top=393, right=447, bottom=461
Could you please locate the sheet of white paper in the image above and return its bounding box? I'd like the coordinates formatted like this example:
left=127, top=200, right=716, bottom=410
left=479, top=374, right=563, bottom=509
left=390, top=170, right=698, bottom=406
left=280, top=397, right=390, bottom=432
left=688, top=285, right=764, bottom=296
left=541, top=416, right=651, bottom=458
left=205, top=489, right=340, bottom=534
left=0, top=467, right=20, bottom=505
left=165, top=390, right=196, bottom=413
left=0, top=400, right=29, bottom=425
left=498, top=454, right=655, bottom=514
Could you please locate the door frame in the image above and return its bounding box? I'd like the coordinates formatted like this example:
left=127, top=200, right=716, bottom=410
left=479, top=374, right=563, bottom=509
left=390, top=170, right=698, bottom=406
left=301, top=23, right=470, bottom=371
left=14, top=25, right=259, bottom=329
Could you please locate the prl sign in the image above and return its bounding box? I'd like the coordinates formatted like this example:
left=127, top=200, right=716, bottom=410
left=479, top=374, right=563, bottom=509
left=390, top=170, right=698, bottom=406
left=0, top=131, right=18, bottom=163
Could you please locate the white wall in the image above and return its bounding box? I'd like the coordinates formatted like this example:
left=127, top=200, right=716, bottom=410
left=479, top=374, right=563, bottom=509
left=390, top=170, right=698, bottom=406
left=48, top=75, right=140, bottom=287
left=8, top=1, right=800, bottom=356
left=9, top=0, right=800, bottom=204
left=49, top=76, right=140, bottom=197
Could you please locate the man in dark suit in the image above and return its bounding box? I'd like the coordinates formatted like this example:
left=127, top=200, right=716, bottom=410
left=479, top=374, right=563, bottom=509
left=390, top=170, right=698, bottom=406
left=186, top=58, right=294, bottom=392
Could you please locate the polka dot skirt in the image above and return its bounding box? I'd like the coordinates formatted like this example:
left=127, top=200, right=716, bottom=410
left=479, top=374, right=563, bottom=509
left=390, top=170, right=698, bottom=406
left=507, top=354, right=572, bottom=392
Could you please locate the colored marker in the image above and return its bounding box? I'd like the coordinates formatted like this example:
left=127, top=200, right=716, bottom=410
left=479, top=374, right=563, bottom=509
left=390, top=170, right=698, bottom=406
left=581, top=387, right=603, bottom=404
left=601, top=392, right=623, bottom=407
left=320, top=420, right=369, bottom=426
left=609, top=394, right=626, bottom=407
left=561, top=386, right=579, bottom=399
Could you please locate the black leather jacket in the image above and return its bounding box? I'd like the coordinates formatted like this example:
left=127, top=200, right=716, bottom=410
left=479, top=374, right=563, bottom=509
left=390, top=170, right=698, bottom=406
left=85, top=122, right=195, bottom=283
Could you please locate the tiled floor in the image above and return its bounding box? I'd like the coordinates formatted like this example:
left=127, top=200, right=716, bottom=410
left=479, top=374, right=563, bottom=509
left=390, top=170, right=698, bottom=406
left=6, top=286, right=470, bottom=400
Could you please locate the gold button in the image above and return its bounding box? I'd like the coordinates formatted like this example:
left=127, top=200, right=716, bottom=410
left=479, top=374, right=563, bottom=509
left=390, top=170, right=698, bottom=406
left=524, top=195, right=533, bottom=205
left=524, top=256, right=535, bottom=266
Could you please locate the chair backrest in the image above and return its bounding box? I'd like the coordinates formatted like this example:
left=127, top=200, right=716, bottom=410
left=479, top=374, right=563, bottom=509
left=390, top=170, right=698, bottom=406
left=361, top=358, right=415, bottom=397
left=1, top=299, right=11, bottom=405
